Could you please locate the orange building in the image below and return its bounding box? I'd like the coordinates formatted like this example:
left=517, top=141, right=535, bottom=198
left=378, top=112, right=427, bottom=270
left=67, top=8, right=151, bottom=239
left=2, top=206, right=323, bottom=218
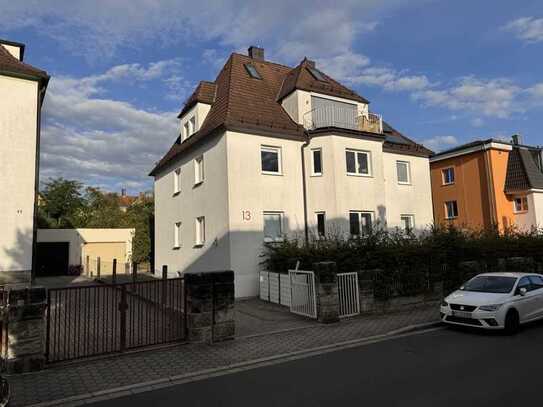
left=430, top=137, right=543, bottom=231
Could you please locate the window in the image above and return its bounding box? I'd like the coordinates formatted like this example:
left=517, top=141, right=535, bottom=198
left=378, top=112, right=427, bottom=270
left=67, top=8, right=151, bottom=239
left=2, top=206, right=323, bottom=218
left=194, top=155, right=204, bottom=185
left=346, top=149, right=371, bottom=176
left=307, top=66, right=327, bottom=82
left=189, top=116, right=196, bottom=134
left=316, top=212, right=326, bottom=237
left=349, top=211, right=373, bottom=236
left=396, top=161, right=411, bottom=184
left=244, top=63, right=262, bottom=79
left=261, top=146, right=281, bottom=174
left=312, top=148, right=322, bottom=175
left=174, top=222, right=181, bottom=248
left=513, top=196, right=529, bottom=213
left=517, top=277, right=531, bottom=293
left=529, top=276, right=543, bottom=291
left=400, top=215, right=415, bottom=232
left=263, top=212, right=283, bottom=242
left=173, top=168, right=181, bottom=194
left=445, top=201, right=459, bottom=219
left=442, top=167, right=455, bottom=185
left=195, top=217, right=205, bottom=246
left=184, top=122, right=190, bottom=139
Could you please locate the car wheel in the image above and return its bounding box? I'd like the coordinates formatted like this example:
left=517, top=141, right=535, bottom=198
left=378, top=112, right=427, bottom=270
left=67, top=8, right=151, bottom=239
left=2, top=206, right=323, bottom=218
left=504, top=309, right=520, bottom=335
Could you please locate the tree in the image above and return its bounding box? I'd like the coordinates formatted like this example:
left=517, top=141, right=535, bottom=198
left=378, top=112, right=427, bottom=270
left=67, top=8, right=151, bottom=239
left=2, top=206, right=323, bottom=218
left=82, top=187, right=124, bottom=228
left=40, top=178, right=84, bottom=227
left=124, top=196, right=154, bottom=264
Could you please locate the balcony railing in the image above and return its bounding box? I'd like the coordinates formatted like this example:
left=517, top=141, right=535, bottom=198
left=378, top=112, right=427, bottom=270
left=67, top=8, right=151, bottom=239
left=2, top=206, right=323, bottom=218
left=303, top=107, right=383, bottom=134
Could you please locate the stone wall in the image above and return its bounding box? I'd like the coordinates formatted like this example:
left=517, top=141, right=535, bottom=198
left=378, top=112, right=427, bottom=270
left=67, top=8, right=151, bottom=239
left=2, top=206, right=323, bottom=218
left=1, top=287, right=47, bottom=374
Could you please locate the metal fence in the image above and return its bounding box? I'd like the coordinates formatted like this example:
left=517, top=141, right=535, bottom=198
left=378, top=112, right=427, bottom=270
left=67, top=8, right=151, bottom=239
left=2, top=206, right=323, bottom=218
left=259, top=271, right=291, bottom=307
left=289, top=270, right=317, bottom=319
left=337, top=272, right=360, bottom=318
left=46, top=277, right=186, bottom=363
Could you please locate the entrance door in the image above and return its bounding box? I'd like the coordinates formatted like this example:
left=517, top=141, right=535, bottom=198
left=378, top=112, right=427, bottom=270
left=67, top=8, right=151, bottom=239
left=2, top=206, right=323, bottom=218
left=36, top=242, right=70, bottom=276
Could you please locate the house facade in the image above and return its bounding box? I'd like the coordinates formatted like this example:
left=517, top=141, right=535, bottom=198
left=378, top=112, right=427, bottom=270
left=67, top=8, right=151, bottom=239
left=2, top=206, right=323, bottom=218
left=0, top=39, right=49, bottom=285
left=151, top=47, right=434, bottom=297
left=430, top=136, right=543, bottom=231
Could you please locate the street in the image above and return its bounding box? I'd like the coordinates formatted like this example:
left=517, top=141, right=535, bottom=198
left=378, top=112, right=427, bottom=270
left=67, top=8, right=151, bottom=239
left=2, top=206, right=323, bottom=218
left=93, top=321, right=543, bottom=407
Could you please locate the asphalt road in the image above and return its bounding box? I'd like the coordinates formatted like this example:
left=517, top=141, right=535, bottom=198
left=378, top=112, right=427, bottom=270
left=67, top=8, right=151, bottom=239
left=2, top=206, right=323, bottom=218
left=93, top=322, right=543, bottom=407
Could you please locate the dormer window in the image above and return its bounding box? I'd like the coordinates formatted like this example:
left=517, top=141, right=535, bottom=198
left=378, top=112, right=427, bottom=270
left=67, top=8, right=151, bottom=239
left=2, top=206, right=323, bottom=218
left=183, top=116, right=197, bottom=140
left=244, top=64, right=262, bottom=80
left=307, top=66, right=327, bottom=82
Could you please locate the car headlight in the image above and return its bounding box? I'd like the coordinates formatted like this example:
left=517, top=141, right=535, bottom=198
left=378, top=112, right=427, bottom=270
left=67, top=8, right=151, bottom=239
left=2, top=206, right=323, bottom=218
left=441, top=300, right=448, bottom=307
left=478, top=304, right=503, bottom=312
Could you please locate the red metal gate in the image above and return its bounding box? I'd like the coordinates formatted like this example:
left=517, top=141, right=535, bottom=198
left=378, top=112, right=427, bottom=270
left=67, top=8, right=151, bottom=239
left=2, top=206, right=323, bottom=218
left=46, top=278, right=186, bottom=363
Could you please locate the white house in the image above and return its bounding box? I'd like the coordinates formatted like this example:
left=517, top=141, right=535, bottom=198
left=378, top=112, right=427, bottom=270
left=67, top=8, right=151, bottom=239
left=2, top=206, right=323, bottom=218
left=0, top=39, right=49, bottom=285
left=151, top=47, right=434, bottom=298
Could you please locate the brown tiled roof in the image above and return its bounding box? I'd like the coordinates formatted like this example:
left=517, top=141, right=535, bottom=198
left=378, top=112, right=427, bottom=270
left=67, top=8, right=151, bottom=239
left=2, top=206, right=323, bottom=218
left=382, top=122, right=434, bottom=157
left=505, top=147, right=543, bottom=193
left=277, top=58, right=369, bottom=104
left=0, top=43, right=49, bottom=82
left=177, top=81, right=217, bottom=118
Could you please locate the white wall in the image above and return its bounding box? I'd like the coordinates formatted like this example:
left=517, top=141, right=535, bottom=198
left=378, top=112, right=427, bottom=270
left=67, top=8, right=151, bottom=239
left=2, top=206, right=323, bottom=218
left=514, top=192, right=543, bottom=230
left=179, top=103, right=211, bottom=142
left=225, top=130, right=305, bottom=297
left=37, top=228, right=134, bottom=265
left=154, top=132, right=231, bottom=279
left=2, top=44, right=22, bottom=60
left=0, top=75, right=38, bottom=280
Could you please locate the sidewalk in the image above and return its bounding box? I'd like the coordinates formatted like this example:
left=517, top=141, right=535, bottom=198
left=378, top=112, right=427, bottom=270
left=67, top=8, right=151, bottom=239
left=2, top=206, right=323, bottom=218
left=10, top=303, right=440, bottom=407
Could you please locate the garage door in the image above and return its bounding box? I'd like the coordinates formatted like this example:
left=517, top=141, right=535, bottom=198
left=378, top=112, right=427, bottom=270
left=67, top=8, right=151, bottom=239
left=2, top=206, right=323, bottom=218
left=36, top=242, right=70, bottom=276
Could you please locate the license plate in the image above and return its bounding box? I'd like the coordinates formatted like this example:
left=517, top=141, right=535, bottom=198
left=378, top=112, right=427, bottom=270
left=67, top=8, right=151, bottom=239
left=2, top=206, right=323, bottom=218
left=452, top=310, right=472, bottom=319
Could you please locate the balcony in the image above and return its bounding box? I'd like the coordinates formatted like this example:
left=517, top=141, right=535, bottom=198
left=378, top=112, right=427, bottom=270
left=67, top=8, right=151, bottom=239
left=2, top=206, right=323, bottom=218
left=303, top=107, right=383, bottom=134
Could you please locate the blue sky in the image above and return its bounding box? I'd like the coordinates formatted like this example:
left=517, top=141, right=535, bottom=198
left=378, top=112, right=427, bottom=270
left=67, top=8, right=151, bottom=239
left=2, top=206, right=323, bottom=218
left=2, top=0, right=543, bottom=193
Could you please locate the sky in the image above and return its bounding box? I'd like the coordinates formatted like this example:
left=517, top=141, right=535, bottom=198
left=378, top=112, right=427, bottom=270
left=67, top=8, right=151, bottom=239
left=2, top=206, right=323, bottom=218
left=2, top=0, right=543, bottom=194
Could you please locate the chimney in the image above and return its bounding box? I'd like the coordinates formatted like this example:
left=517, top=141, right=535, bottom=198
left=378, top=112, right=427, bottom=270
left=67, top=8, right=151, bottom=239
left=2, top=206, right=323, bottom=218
left=303, top=58, right=316, bottom=68
left=0, top=39, right=25, bottom=61
left=511, top=134, right=522, bottom=145
left=248, top=46, right=264, bottom=61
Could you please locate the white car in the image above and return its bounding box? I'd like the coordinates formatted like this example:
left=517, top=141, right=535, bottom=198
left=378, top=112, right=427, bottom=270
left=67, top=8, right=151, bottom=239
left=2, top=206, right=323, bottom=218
left=440, top=272, right=543, bottom=333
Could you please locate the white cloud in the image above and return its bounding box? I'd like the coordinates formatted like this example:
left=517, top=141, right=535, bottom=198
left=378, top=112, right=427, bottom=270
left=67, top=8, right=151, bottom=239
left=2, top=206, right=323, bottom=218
left=420, top=135, right=459, bottom=152
left=350, top=67, right=432, bottom=91
left=504, top=17, right=543, bottom=44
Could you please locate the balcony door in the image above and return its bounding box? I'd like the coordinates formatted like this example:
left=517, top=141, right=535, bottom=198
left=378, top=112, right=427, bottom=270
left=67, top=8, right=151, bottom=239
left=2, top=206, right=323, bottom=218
left=311, top=96, right=357, bottom=130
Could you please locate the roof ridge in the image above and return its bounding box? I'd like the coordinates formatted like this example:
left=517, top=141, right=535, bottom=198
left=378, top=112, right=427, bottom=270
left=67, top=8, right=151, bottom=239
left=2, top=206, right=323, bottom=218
left=230, top=52, right=294, bottom=70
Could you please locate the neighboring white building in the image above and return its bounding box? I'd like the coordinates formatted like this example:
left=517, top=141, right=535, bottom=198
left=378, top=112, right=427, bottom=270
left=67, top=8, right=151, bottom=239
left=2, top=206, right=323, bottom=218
left=151, top=47, right=434, bottom=297
left=0, top=39, right=49, bottom=285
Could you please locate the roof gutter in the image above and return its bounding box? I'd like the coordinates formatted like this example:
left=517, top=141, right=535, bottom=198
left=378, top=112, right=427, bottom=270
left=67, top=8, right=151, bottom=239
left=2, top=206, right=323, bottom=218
left=301, top=133, right=310, bottom=245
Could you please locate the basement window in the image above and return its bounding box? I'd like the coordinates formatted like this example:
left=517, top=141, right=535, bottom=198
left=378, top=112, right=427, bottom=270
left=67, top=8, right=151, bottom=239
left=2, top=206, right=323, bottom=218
left=244, top=63, right=262, bottom=80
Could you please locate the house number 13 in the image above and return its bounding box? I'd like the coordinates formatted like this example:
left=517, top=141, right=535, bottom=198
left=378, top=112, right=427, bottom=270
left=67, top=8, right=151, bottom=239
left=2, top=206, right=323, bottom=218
left=242, top=211, right=252, bottom=221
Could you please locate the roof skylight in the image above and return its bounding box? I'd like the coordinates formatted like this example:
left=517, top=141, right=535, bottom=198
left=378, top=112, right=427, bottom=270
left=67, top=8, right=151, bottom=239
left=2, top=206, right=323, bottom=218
left=307, top=66, right=327, bottom=82
left=244, top=63, right=262, bottom=79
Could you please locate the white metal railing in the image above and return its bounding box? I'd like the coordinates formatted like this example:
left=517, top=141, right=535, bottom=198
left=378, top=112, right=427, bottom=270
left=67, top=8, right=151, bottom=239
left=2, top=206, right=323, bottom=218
left=289, top=270, right=317, bottom=319
left=303, top=107, right=383, bottom=134
left=337, top=272, right=360, bottom=318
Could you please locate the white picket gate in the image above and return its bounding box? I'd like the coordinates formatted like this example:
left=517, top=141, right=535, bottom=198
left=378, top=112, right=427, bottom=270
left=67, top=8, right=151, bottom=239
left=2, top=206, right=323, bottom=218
left=337, top=272, right=360, bottom=318
left=289, top=270, right=317, bottom=319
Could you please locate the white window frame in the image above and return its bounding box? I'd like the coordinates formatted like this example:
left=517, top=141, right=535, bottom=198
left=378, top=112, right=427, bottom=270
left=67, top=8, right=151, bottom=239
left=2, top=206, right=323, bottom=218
left=346, top=149, right=372, bottom=177
left=349, top=211, right=374, bottom=236
left=173, top=168, right=181, bottom=195
left=263, top=211, right=284, bottom=242
left=442, top=167, right=455, bottom=185
left=174, top=222, right=181, bottom=249
left=513, top=196, right=529, bottom=213
left=445, top=201, right=459, bottom=219
left=194, top=155, right=204, bottom=185
left=184, top=122, right=190, bottom=140
left=261, top=146, right=282, bottom=175
left=400, top=214, right=415, bottom=232
left=316, top=212, right=326, bottom=238
left=311, top=148, right=323, bottom=176
left=195, top=216, right=205, bottom=247
left=190, top=116, right=196, bottom=134
left=396, top=161, right=411, bottom=185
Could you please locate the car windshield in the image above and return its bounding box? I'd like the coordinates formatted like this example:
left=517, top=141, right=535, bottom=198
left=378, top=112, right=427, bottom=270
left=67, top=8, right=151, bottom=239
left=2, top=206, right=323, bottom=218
left=460, top=276, right=517, bottom=294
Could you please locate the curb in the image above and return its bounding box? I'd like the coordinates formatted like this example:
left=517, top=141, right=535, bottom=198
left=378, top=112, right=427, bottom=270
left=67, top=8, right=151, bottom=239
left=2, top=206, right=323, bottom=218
left=24, top=321, right=443, bottom=407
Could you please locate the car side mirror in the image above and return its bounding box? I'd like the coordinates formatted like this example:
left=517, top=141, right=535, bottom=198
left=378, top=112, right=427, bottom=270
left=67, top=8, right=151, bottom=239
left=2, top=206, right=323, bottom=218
left=518, top=287, right=527, bottom=296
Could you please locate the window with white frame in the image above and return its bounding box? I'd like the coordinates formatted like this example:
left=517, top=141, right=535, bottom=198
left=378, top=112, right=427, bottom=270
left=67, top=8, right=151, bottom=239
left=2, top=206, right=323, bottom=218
left=445, top=201, right=459, bottom=219
left=312, top=148, right=323, bottom=176
left=190, top=116, right=196, bottom=134
left=263, top=212, right=283, bottom=242
left=400, top=215, right=415, bottom=232
left=442, top=167, right=455, bottom=185
left=261, top=146, right=282, bottom=174
left=195, top=217, right=205, bottom=246
left=513, top=196, right=529, bottom=213
left=346, top=149, right=371, bottom=176
left=194, top=155, right=204, bottom=185
left=316, top=212, right=326, bottom=237
left=174, top=222, right=181, bottom=248
left=396, top=161, right=411, bottom=184
left=184, top=122, right=190, bottom=140
left=349, top=211, right=373, bottom=236
left=173, top=168, right=181, bottom=194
